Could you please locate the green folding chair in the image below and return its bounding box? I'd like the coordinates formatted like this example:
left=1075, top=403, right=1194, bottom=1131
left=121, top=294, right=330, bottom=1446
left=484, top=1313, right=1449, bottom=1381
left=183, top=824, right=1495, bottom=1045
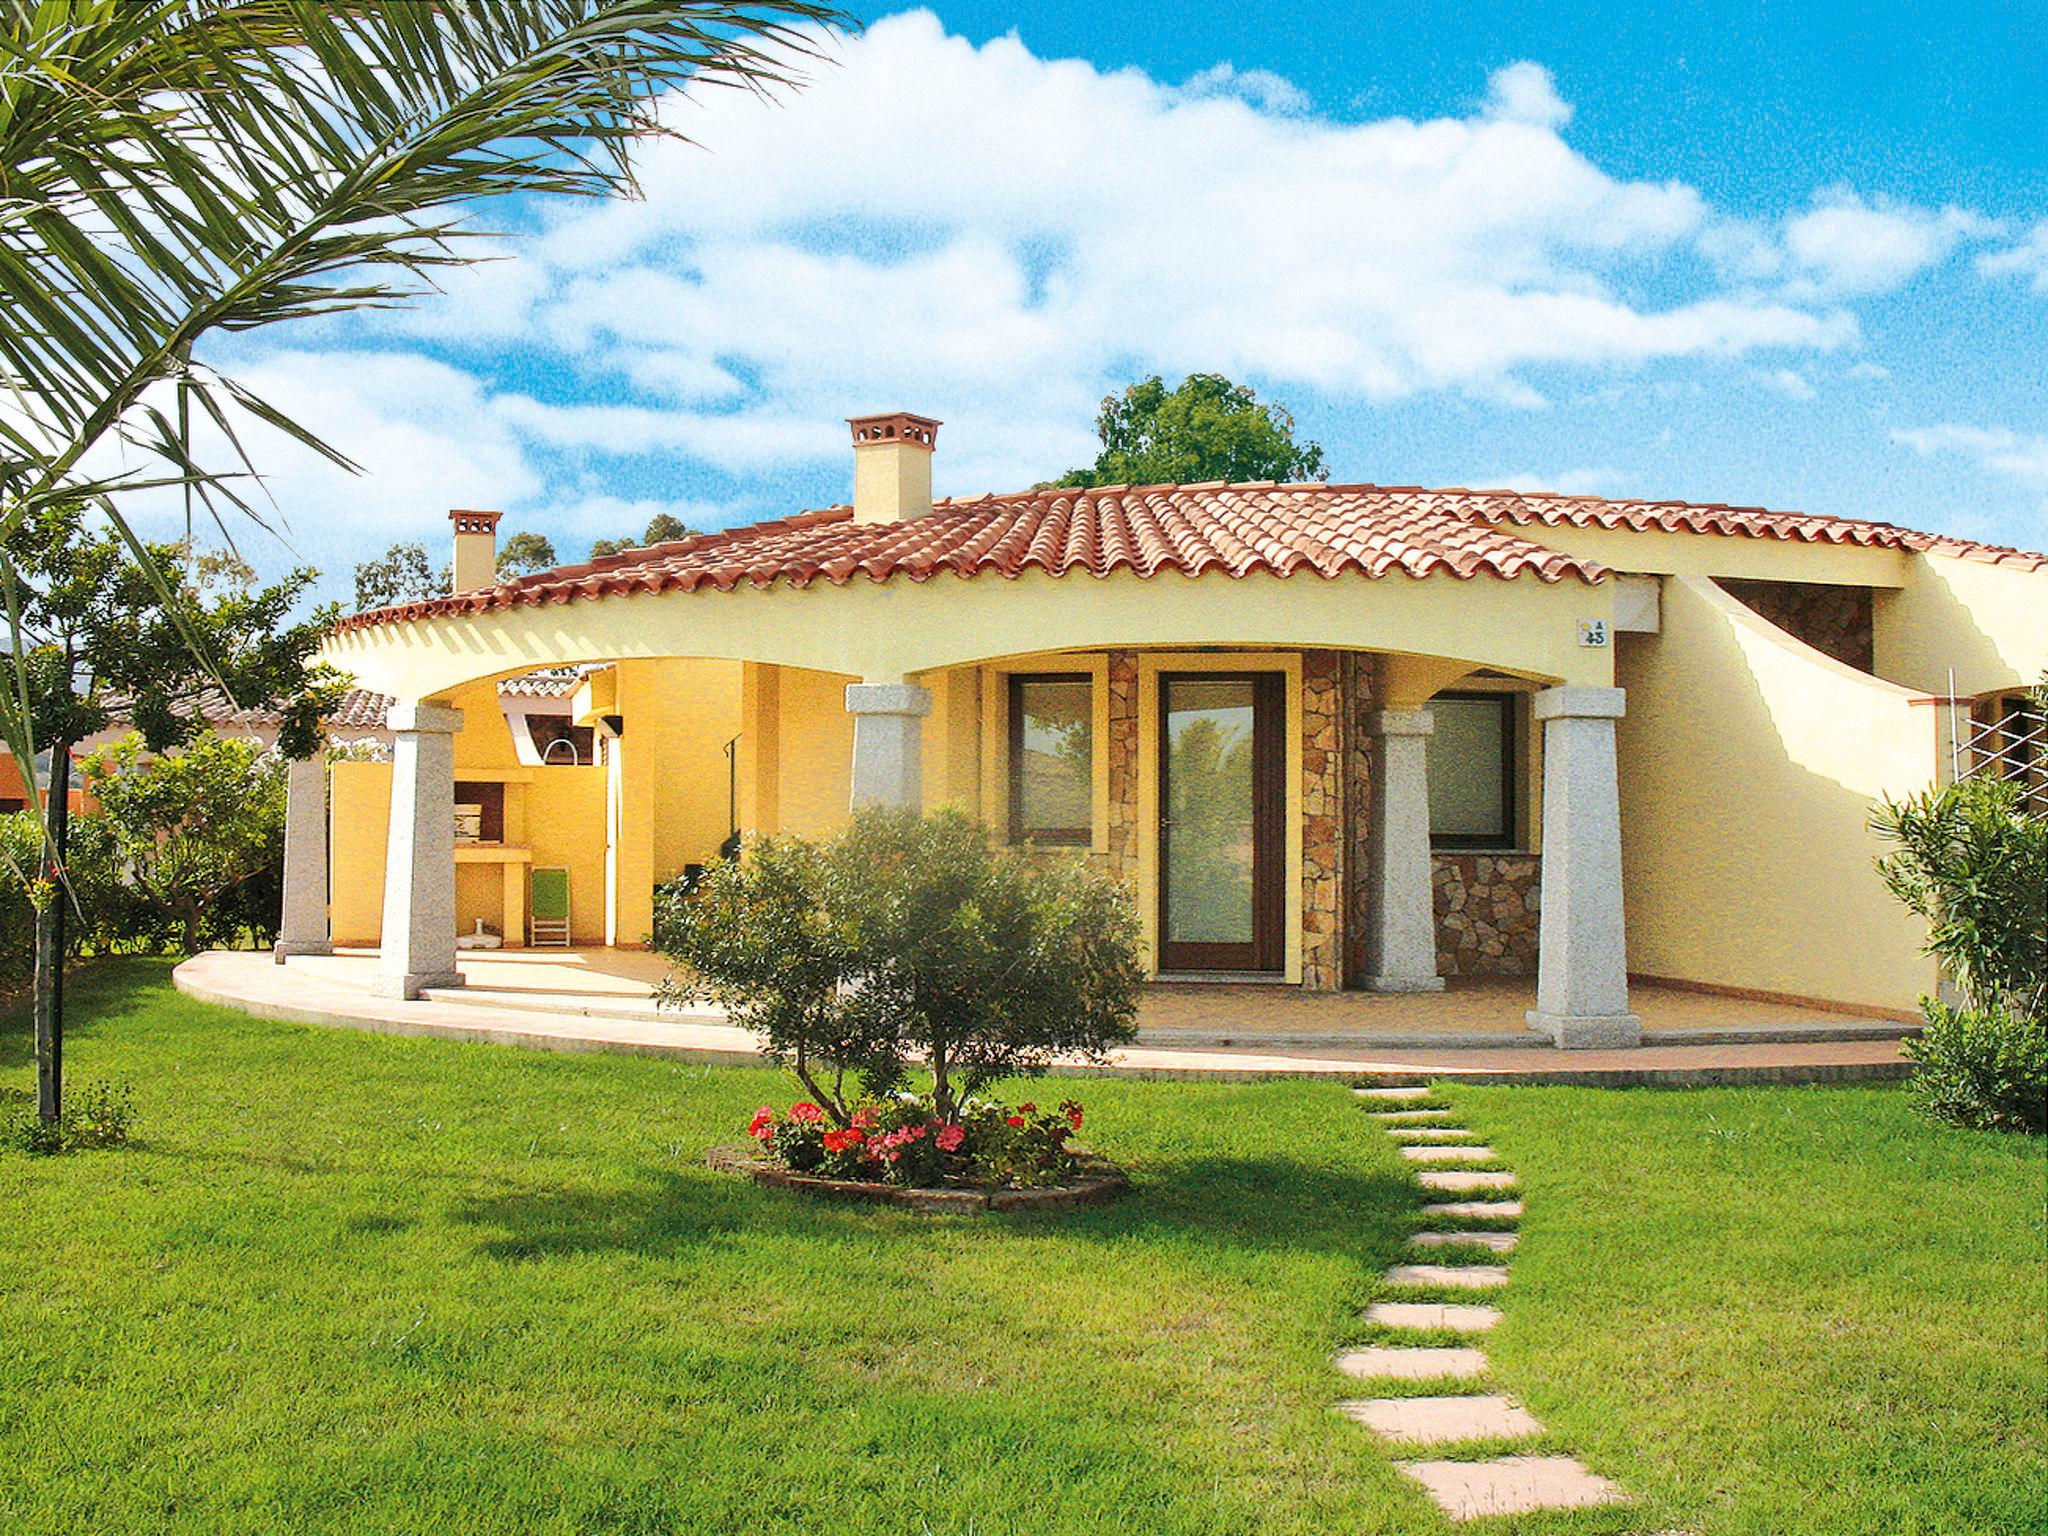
left=529, top=867, right=571, bottom=947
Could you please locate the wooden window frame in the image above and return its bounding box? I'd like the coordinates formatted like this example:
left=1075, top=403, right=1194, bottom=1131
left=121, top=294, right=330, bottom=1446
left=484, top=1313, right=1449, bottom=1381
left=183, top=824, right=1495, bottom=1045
left=1428, top=691, right=1518, bottom=851
left=1156, top=670, right=1286, bottom=974
left=1007, top=672, right=1094, bottom=847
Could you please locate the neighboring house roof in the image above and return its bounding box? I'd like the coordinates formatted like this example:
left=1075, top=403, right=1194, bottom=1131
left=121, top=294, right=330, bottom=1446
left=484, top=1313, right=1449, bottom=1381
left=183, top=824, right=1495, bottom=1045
left=497, top=668, right=587, bottom=698
left=335, top=480, right=2048, bottom=631
left=94, top=684, right=399, bottom=734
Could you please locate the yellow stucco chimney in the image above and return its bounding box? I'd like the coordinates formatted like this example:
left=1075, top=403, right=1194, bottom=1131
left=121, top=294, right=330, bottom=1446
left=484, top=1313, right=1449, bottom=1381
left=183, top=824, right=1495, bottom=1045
left=848, top=412, right=941, bottom=524
left=449, top=509, right=503, bottom=592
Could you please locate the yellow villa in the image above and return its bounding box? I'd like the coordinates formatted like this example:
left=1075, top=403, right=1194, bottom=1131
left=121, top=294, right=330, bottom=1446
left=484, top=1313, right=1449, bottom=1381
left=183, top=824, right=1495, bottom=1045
left=287, top=412, right=2048, bottom=1048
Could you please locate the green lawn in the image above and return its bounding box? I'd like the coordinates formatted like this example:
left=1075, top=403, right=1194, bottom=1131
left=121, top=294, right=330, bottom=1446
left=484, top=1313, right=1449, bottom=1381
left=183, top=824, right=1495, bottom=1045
left=1, top=963, right=2041, bottom=1535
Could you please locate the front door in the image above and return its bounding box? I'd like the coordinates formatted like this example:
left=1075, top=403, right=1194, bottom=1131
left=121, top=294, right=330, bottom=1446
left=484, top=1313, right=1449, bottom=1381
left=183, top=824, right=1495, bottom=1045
left=1158, top=672, right=1285, bottom=973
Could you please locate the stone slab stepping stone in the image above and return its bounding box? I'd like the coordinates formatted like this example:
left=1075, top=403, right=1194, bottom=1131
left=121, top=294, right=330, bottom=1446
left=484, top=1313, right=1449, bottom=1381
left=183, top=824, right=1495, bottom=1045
left=1423, top=1199, right=1524, bottom=1220
left=1387, top=1127, right=1475, bottom=1142
left=1394, top=1455, right=1626, bottom=1519
left=1365, top=1301, right=1501, bottom=1332
left=1385, top=1263, right=1510, bottom=1289
left=1418, top=1170, right=1518, bottom=1191
left=1411, top=1230, right=1518, bottom=1252
left=1368, top=1107, right=1453, bottom=1120
left=1355, top=1085, right=1432, bottom=1100
left=1338, top=1393, right=1543, bottom=1446
left=1401, top=1144, right=1498, bottom=1162
left=1336, top=1345, right=1488, bottom=1382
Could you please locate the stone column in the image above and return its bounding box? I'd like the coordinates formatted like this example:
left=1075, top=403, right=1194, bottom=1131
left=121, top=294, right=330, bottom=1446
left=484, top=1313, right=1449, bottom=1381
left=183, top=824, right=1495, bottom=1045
left=1527, top=686, right=1639, bottom=1048
left=1360, top=710, right=1445, bottom=992
left=373, top=703, right=465, bottom=1000
left=274, top=752, right=332, bottom=960
left=845, top=681, right=932, bottom=810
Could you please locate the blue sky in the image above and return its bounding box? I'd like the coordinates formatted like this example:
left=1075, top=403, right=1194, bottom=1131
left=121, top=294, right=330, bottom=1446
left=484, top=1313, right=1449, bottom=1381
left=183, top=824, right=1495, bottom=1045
left=178, top=4, right=2048, bottom=600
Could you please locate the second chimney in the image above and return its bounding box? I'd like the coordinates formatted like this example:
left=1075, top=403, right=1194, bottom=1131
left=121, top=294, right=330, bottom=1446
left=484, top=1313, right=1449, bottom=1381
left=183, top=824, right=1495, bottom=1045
left=449, top=508, right=503, bottom=592
left=848, top=412, right=940, bottom=524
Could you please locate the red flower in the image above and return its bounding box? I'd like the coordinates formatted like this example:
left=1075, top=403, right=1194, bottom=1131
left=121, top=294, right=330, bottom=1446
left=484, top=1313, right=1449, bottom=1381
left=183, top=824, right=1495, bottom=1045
left=1018, top=1102, right=1037, bottom=1115
left=1006, top=1114, right=1025, bottom=1128
left=789, top=1102, right=824, bottom=1123
left=1061, top=1100, right=1084, bottom=1131
left=822, top=1127, right=866, bottom=1154
left=747, top=1106, right=776, bottom=1141
left=936, top=1124, right=965, bottom=1152
left=851, top=1107, right=879, bottom=1131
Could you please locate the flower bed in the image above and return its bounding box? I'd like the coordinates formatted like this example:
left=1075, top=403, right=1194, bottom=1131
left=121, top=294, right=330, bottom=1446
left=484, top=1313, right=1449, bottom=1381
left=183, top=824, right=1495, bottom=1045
left=708, top=1092, right=1130, bottom=1212
left=704, top=1143, right=1129, bottom=1215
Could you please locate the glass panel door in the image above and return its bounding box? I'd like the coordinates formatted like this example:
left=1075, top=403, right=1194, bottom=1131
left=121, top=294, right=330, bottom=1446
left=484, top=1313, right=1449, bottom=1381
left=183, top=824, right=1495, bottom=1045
left=1159, top=673, right=1283, bottom=972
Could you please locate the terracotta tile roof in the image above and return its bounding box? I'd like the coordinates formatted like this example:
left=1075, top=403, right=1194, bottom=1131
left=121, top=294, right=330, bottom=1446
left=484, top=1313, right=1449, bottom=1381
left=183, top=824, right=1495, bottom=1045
left=335, top=480, right=2047, bottom=631
left=150, top=684, right=396, bottom=732
left=1424, top=486, right=2048, bottom=566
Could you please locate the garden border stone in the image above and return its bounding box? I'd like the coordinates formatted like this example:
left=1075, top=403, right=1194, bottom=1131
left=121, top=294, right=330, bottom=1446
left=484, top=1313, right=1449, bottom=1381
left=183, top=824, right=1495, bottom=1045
left=704, top=1144, right=1130, bottom=1214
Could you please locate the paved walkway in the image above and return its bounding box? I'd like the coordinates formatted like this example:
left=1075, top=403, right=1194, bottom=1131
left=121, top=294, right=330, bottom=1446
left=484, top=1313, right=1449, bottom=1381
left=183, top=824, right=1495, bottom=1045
left=175, top=950, right=1916, bottom=1084
left=1341, top=1086, right=1629, bottom=1520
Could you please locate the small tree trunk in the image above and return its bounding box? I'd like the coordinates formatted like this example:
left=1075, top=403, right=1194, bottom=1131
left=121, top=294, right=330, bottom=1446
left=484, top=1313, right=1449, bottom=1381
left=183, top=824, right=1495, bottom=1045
left=33, top=742, right=71, bottom=1127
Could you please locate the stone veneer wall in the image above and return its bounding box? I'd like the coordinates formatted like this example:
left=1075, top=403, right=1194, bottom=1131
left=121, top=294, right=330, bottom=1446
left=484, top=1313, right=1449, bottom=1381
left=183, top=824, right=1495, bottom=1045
left=1101, top=650, right=1141, bottom=889
left=1718, top=578, right=1874, bottom=673
left=1433, top=853, right=1540, bottom=977
left=1340, top=652, right=1378, bottom=987
left=1299, top=651, right=1345, bottom=991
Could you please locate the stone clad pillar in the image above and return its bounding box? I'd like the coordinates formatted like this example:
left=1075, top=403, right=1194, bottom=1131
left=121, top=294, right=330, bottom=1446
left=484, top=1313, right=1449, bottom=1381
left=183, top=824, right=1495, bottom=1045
left=274, top=752, right=332, bottom=960
left=374, top=703, right=465, bottom=999
left=1527, top=686, right=1639, bottom=1048
left=1360, top=710, right=1445, bottom=992
left=845, top=681, right=932, bottom=810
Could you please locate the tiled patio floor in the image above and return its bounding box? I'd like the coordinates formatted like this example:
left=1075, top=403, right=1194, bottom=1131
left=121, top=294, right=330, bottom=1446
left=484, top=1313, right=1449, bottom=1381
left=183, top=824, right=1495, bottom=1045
left=175, top=949, right=1916, bottom=1085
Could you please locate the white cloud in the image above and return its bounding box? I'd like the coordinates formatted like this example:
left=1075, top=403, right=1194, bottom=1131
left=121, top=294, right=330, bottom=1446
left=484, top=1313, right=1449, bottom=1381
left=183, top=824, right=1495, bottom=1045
left=109, top=351, right=541, bottom=569
left=1892, top=423, right=2048, bottom=490
left=1779, top=189, right=1994, bottom=297
left=1482, top=61, right=1572, bottom=129
left=1762, top=367, right=1816, bottom=400
left=368, top=10, right=1870, bottom=492
left=1978, top=217, right=2048, bottom=293
left=1174, top=62, right=1310, bottom=116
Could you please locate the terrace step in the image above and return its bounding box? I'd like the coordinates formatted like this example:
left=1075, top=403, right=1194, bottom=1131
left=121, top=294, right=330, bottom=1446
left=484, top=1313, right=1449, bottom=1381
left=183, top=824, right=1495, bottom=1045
left=1354, top=1086, right=1434, bottom=1101
left=1394, top=1455, right=1627, bottom=1519
left=1411, top=1230, right=1518, bottom=1253
left=1423, top=1199, right=1524, bottom=1220
left=1400, top=1144, right=1499, bottom=1163
left=1364, top=1302, right=1502, bottom=1332
left=1337, top=1393, right=1543, bottom=1447
left=1418, top=1170, right=1518, bottom=1192
left=1335, top=1346, right=1488, bottom=1382
left=1385, top=1264, right=1510, bottom=1290
left=1367, top=1107, right=1454, bottom=1120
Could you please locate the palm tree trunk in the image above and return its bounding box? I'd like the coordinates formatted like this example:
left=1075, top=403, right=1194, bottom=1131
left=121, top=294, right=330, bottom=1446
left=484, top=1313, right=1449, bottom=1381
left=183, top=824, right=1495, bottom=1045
left=33, top=741, right=71, bottom=1126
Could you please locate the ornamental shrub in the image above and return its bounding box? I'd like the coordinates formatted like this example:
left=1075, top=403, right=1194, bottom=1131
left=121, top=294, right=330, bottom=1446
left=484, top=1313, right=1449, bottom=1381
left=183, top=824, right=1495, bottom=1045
left=1874, top=765, right=2046, bottom=1134
left=658, top=806, right=1143, bottom=1129
left=1905, top=1002, right=2047, bottom=1134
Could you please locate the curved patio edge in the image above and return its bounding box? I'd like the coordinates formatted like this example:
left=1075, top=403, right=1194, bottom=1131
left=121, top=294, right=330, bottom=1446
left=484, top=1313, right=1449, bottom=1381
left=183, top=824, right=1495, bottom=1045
left=174, top=951, right=1916, bottom=1086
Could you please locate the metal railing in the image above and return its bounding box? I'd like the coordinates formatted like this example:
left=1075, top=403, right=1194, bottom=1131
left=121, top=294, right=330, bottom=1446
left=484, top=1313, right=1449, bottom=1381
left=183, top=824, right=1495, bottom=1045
left=1950, top=684, right=2048, bottom=814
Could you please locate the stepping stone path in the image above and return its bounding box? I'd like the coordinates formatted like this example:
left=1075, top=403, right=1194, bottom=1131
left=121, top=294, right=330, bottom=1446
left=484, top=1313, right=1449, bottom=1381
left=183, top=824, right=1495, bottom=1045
left=1418, top=1169, right=1518, bottom=1192
left=1341, top=1085, right=1630, bottom=1522
left=1411, top=1229, right=1518, bottom=1252
left=1399, top=1143, right=1498, bottom=1162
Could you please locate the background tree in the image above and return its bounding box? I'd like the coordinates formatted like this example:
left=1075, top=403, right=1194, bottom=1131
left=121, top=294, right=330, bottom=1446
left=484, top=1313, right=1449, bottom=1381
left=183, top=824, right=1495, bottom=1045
left=1049, top=374, right=1328, bottom=489
left=496, top=530, right=558, bottom=578
left=80, top=732, right=286, bottom=956
left=0, top=0, right=841, bottom=825
left=5, top=502, right=340, bottom=1126
left=352, top=543, right=438, bottom=610
left=591, top=512, right=699, bottom=559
